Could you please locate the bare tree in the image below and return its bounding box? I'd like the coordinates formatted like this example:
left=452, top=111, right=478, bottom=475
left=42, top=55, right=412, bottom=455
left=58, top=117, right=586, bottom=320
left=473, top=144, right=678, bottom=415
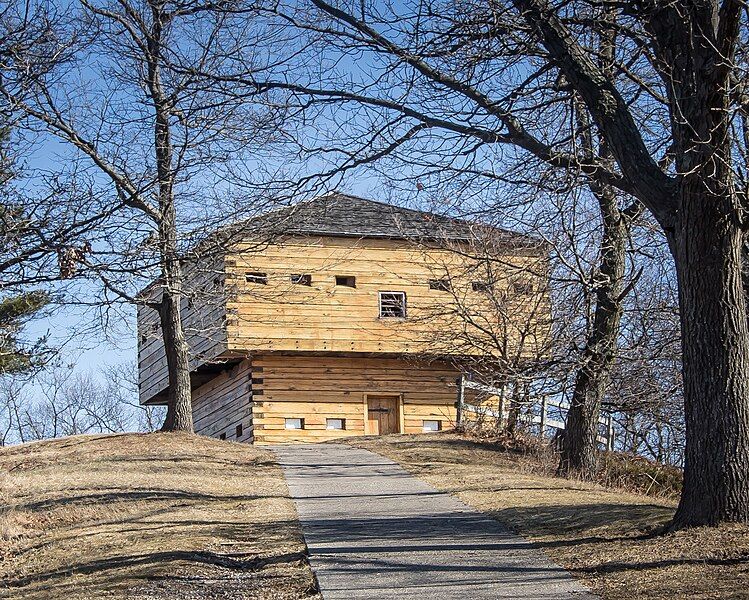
left=220, top=0, right=749, bottom=528
left=404, top=227, right=553, bottom=429
left=0, top=0, right=296, bottom=431
left=559, top=32, right=645, bottom=476
left=509, top=0, right=748, bottom=529
left=104, top=362, right=166, bottom=433
left=0, top=361, right=163, bottom=444
left=0, top=378, right=25, bottom=445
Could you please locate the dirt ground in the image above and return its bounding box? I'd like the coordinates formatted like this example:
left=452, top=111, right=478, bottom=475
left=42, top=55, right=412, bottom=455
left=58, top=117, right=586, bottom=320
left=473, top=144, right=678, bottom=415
left=0, top=432, right=320, bottom=600
left=347, top=433, right=749, bottom=600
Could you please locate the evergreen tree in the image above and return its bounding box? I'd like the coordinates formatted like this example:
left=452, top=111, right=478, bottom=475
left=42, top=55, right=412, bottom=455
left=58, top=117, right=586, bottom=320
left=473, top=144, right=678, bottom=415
left=0, top=124, right=49, bottom=373
left=0, top=291, right=48, bottom=373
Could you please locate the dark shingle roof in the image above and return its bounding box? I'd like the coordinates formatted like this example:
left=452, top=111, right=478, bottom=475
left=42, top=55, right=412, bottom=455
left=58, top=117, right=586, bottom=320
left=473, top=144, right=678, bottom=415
left=249, top=192, right=536, bottom=247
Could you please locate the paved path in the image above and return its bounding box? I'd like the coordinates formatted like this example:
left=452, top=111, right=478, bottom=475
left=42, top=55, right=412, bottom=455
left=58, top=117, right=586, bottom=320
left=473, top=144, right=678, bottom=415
left=273, top=444, right=595, bottom=599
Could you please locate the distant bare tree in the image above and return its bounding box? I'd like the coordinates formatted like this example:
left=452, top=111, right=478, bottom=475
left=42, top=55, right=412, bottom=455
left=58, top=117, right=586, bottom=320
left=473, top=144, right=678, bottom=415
left=0, top=379, right=24, bottom=446
left=101, top=362, right=166, bottom=433
left=604, top=245, right=684, bottom=466
left=0, top=0, right=299, bottom=431
left=0, top=361, right=164, bottom=444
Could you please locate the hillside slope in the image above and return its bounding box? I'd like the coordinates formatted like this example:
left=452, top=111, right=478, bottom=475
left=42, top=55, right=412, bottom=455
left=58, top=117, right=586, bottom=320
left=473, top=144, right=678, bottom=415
left=0, top=433, right=319, bottom=600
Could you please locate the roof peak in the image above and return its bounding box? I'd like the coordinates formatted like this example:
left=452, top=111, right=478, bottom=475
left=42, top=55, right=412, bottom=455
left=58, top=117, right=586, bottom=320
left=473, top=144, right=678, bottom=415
left=224, top=190, right=542, bottom=249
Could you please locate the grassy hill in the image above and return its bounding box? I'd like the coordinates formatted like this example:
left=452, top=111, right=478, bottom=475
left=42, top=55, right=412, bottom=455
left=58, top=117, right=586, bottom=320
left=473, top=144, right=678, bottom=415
left=2, top=431, right=747, bottom=599
left=0, top=433, right=320, bottom=600
left=347, top=433, right=749, bottom=599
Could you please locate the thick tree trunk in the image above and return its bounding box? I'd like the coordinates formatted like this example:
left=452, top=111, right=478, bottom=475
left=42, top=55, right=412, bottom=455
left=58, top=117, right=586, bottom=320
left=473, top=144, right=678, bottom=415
left=663, top=2, right=749, bottom=527
left=670, top=182, right=749, bottom=527
left=159, top=283, right=194, bottom=433
left=559, top=188, right=627, bottom=478
left=505, top=383, right=522, bottom=436
left=147, top=0, right=193, bottom=433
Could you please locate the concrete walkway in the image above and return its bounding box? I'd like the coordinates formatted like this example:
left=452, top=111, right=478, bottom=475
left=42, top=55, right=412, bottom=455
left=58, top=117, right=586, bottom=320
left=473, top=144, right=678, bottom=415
left=273, top=444, right=596, bottom=599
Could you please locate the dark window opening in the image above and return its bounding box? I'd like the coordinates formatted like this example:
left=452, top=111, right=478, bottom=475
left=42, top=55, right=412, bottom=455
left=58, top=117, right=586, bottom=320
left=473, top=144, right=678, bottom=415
left=335, top=275, right=356, bottom=287
left=236, top=423, right=243, bottom=438
left=245, top=272, right=267, bottom=284
left=379, top=292, right=407, bottom=318
left=219, top=432, right=226, bottom=440
left=428, top=278, right=451, bottom=292
left=290, top=273, right=312, bottom=286
left=472, top=281, right=491, bottom=292
left=513, top=280, right=534, bottom=295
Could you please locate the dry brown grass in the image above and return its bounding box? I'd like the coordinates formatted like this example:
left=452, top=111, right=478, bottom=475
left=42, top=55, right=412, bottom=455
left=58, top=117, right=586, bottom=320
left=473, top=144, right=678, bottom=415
left=346, top=432, right=749, bottom=600
left=0, top=433, right=320, bottom=600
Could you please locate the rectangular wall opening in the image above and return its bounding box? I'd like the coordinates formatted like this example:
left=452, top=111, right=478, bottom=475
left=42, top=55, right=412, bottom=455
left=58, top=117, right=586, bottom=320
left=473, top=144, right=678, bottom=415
left=335, top=275, right=356, bottom=287
left=291, top=273, right=312, bottom=286
left=245, top=272, right=268, bottom=284
left=379, top=291, right=407, bottom=318
left=428, top=278, right=451, bottom=292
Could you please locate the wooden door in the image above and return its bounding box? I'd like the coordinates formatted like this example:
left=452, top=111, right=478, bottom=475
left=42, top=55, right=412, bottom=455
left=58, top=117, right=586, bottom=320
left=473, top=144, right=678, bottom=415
left=367, top=395, right=400, bottom=435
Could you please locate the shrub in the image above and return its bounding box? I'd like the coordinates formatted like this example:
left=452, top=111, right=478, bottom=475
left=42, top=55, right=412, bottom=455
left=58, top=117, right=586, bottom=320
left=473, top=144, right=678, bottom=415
left=596, top=452, right=682, bottom=499
left=460, top=427, right=682, bottom=499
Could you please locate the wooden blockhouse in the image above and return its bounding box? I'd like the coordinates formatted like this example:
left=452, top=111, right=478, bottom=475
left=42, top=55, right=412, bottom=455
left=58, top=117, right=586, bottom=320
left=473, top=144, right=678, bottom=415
left=137, top=193, right=548, bottom=444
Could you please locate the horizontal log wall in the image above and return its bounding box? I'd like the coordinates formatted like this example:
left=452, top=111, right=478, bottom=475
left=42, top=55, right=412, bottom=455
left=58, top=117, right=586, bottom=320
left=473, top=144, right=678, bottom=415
left=138, top=256, right=229, bottom=404
left=225, top=236, right=548, bottom=357
left=192, top=359, right=253, bottom=442
left=138, top=233, right=550, bottom=407
left=252, top=354, right=458, bottom=444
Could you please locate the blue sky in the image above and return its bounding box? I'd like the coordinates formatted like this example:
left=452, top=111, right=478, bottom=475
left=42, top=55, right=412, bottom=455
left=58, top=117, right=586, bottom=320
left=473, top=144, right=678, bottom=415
left=10, top=0, right=517, bottom=392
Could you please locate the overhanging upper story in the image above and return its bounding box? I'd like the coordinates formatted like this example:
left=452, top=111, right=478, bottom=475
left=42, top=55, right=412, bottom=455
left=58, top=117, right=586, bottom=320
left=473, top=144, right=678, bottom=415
left=137, top=193, right=550, bottom=405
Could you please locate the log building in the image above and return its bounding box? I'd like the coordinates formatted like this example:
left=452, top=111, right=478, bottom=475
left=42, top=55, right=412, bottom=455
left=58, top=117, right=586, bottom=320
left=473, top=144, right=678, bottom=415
left=137, top=193, right=548, bottom=444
